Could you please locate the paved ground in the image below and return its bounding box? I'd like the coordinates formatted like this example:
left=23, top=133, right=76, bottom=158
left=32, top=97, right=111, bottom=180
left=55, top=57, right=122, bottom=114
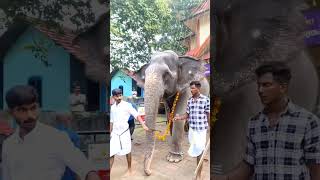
left=110, top=117, right=210, bottom=180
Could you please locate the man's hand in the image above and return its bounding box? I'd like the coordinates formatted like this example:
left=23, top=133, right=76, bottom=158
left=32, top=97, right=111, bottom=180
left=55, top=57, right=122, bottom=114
left=173, top=114, right=181, bottom=121
left=85, top=171, right=100, bottom=180
left=173, top=113, right=188, bottom=121
left=142, top=123, right=149, bottom=131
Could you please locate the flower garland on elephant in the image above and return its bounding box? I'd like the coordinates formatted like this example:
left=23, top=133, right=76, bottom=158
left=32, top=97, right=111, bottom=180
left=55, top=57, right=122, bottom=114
left=155, top=92, right=221, bottom=141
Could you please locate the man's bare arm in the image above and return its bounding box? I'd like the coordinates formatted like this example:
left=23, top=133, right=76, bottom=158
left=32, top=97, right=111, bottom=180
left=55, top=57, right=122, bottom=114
left=308, top=164, right=320, bottom=180
left=136, top=115, right=149, bottom=131
left=173, top=113, right=189, bottom=121
left=213, top=161, right=253, bottom=180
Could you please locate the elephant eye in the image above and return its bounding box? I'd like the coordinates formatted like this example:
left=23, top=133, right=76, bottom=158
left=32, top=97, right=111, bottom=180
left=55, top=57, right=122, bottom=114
left=251, top=29, right=261, bottom=39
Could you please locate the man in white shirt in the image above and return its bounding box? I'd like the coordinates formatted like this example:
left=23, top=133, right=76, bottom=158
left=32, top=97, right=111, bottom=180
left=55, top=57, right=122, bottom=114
left=2, top=85, right=100, bottom=180
left=110, top=88, right=148, bottom=176
left=70, top=84, right=87, bottom=112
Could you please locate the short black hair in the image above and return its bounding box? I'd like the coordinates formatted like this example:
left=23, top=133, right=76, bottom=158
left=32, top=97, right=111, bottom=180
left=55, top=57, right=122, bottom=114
left=255, top=61, right=291, bottom=84
left=190, top=81, right=201, bottom=88
left=5, top=85, right=39, bottom=109
left=112, top=88, right=122, bottom=96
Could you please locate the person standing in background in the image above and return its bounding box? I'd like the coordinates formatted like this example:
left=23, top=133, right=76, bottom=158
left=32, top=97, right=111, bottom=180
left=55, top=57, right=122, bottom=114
left=70, top=84, right=87, bottom=113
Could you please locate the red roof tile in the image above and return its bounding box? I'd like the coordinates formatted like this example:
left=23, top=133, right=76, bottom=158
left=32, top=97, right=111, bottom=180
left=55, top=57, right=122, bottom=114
left=202, top=52, right=210, bottom=60
left=192, top=0, right=210, bottom=16
left=185, top=36, right=210, bottom=59
left=36, top=26, right=88, bottom=64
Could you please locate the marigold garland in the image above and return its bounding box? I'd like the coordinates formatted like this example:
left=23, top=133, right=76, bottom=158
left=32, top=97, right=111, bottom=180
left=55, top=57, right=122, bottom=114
left=211, top=97, right=221, bottom=126
left=155, top=91, right=180, bottom=141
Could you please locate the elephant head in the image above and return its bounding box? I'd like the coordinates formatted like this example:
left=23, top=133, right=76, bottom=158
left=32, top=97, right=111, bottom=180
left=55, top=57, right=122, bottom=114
left=134, top=50, right=208, bottom=175
left=213, top=0, right=308, bottom=97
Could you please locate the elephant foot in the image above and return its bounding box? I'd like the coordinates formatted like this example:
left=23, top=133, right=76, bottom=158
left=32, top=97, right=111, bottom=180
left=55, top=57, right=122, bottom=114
left=166, top=152, right=184, bottom=163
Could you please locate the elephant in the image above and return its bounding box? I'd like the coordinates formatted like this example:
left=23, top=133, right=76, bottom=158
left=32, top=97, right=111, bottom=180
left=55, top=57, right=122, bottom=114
left=212, top=0, right=319, bottom=174
left=133, top=50, right=209, bottom=175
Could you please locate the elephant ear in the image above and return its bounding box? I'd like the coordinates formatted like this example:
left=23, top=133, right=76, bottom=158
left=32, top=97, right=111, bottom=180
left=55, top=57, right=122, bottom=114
left=133, top=63, right=150, bottom=88
left=177, top=56, right=207, bottom=90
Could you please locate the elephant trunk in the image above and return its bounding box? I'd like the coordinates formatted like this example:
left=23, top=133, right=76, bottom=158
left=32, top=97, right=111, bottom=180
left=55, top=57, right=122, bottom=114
left=143, top=73, right=164, bottom=176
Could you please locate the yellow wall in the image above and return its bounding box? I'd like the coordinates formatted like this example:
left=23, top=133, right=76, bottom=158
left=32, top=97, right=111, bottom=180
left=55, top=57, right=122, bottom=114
left=184, top=11, right=210, bottom=50
left=199, top=13, right=210, bottom=45
left=190, top=37, right=198, bottom=49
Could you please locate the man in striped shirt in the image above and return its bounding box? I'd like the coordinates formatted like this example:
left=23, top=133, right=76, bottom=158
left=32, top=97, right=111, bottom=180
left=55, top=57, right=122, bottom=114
left=174, top=80, right=210, bottom=180
left=214, top=62, right=320, bottom=180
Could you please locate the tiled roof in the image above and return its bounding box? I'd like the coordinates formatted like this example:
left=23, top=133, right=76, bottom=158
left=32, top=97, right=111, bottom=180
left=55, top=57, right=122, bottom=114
left=192, top=0, right=210, bottom=17
left=185, top=36, right=210, bottom=60
left=36, top=26, right=88, bottom=64
left=202, top=52, right=210, bottom=60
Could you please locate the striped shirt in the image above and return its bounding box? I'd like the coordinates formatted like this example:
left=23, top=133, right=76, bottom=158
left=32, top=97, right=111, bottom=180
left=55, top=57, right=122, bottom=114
left=186, top=94, right=210, bottom=131
left=244, top=101, right=320, bottom=180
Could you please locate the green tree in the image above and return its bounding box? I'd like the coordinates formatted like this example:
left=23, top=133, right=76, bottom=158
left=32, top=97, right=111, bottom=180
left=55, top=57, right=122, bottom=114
left=110, top=0, right=202, bottom=71
left=0, top=0, right=99, bottom=32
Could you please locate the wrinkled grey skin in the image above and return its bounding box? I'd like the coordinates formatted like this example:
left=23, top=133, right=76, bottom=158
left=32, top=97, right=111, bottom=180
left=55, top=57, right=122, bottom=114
left=134, top=50, right=209, bottom=175
left=212, top=0, right=319, bottom=174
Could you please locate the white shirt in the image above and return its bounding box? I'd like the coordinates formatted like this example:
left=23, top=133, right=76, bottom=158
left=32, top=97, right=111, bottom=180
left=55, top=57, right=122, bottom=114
left=110, top=100, right=139, bottom=134
left=70, top=93, right=86, bottom=112
left=2, top=122, right=94, bottom=180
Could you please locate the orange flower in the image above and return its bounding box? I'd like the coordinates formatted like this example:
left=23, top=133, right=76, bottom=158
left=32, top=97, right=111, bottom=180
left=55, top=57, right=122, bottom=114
left=155, top=92, right=180, bottom=141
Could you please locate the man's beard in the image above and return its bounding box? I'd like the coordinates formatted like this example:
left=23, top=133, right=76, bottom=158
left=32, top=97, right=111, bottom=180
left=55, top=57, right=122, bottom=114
left=19, top=117, right=37, bottom=130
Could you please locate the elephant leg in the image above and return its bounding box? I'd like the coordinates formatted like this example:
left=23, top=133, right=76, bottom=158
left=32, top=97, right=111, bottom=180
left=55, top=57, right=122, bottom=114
left=166, top=119, right=185, bottom=162
left=166, top=92, right=189, bottom=163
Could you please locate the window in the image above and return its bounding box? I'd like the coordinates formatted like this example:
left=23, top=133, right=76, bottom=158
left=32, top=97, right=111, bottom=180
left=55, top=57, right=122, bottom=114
left=28, top=76, right=42, bottom=107
left=119, top=85, right=123, bottom=94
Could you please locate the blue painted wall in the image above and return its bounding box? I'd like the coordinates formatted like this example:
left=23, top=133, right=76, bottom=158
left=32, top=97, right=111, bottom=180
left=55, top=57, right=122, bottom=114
left=100, top=83, right=106, bottom=112
left=110, top=70, right=144, bottom=98
left=3, top=27, right=70, bottom=112
left=111, top=70, right=133, bottom=97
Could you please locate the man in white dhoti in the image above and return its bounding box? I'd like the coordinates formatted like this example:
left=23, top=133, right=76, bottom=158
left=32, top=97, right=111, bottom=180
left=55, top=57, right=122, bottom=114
left=110, top=88, right=149, bottom=176
left=173, top=81, right=210, bottom=180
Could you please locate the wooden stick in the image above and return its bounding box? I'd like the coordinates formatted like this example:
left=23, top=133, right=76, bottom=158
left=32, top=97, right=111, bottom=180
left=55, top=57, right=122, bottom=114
left=193, top=138, right=210, bottom=179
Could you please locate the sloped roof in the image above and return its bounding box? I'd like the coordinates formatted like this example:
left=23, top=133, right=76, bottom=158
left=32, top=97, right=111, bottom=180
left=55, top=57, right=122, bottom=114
left=185, top=36, right=210, bottom=59
left=192, top=0, right=210, bottom=16
left=37, top=26, right=88, bottom=63
left=111, top=69, right=134, bottom=78
left=182, top=0, right=210, bottom=21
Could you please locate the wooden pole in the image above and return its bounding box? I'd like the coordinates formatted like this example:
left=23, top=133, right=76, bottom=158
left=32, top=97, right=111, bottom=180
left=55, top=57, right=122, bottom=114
left=193, top=138, right=210, bottom=179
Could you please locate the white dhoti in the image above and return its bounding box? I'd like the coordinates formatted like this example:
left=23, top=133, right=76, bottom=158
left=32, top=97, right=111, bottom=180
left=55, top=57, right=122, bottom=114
left=188, top=128, right=207, bottom=157
left=110, top=128, right=131, bottom=157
